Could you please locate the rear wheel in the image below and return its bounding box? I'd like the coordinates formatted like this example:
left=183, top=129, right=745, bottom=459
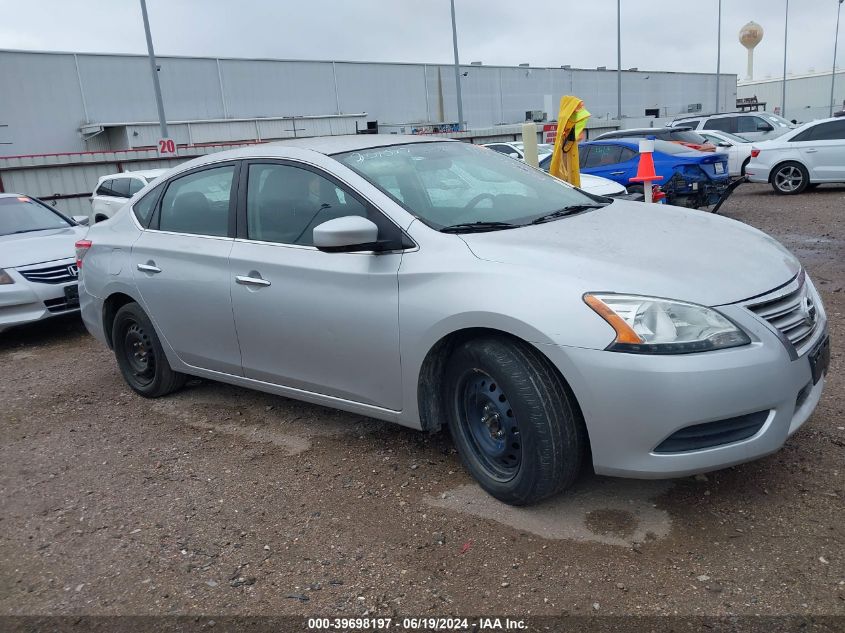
left=771, top=161, right=809, bottom=195
left=112, top=302, right=186, bottom=397
left=443, top=337, right=585, bottom=506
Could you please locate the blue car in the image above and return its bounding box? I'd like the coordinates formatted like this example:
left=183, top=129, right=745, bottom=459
left=540, top=139, right=730, bottom=208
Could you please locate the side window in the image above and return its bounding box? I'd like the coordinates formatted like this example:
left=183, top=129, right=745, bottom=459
left=132, top=186, right=161, bottom=227
left=806, top=120, right=845, bottom=141
left=96, top=180, right=114, bottom=196
left=111, top=178, right=131, bottom=198
left=704, top=117, right=736, bottom=133
left=578, top=146, right=591, bottom=169
left=618, top=147, right=638, bottom=162
left=158, top=165, right=235, bottom=237
left=127, top=178, right=145, bottom=196
left=487, top=144, right=511, bottom=154
left=790, top=128, right=815, bottom=142
left=583, top=145, right=622, bottom=168
left=246, top=163, right=371, bottom=246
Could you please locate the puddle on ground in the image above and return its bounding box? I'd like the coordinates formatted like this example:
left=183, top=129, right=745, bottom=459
left=426, top=478, right=672, bottom=546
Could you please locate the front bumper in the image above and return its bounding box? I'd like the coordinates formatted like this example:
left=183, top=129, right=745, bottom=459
left=545, top=304, right=827, bottom=478
left=0, top=261, right=79, bottom=333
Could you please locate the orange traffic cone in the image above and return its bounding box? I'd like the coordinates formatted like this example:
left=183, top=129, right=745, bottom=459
left=629, top=139, right=663, bottom=203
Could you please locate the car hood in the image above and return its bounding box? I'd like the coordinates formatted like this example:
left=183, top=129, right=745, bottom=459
left=0, top=226, right=86, bottom=269
left=460, top=200, right=800, bottom=306
left=578, top=174, right=626, bottom=196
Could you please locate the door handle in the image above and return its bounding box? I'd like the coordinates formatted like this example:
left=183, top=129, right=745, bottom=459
left=137, top=263, right=161, bottom=273
left=236, top=275, right=271, bottom=287
left=610, top=171, right=626, bottom=175
left=805, top=149, right=818, bottom=153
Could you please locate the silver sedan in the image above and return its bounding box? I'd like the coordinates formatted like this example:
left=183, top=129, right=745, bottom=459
left=0, top=194, right=88, bottom=333
left=78, top=136, right=829, bottom=505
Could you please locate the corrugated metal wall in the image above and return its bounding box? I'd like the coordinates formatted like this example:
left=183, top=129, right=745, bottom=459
left=0, top=49, right=736, bottom=155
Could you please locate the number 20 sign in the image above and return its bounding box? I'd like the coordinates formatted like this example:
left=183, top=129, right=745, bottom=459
left=157, top=138, right=177, bottom=157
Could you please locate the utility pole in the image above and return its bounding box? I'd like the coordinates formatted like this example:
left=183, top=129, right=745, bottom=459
left=617, top=0, right=622, bottom=120
left=450, top=0, right=465, bottom=131
left=715, top=0, right=722, bottom=113
left=831, top=0, right=844, bottom=117
left=140, top=0, right=168, bottom=139
left=781, top=0, right=789, bottom=119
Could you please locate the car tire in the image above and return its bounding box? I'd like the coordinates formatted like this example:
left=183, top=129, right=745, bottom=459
left=443, top=336, right=585, bottom=506
left=771, top=161, right=809, bottom=195
left=112, top=302, right=186, bottom=398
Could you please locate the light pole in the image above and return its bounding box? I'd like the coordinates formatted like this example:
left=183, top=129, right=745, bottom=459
left=831, top=0, right=844, bottom=117
left=715, top=0, right=722, bottom=113
left=450, top=0, right=465, bottom=131
left=781, top=0, right=789, bottom=119
left=616, top=0, right=622, bottom=120
left=140, top=0, right=168, bottom=139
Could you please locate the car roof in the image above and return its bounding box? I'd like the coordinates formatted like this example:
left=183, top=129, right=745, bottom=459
left=98, top=168, right=168, bottom=182
left=582, top=138, right=688, bottom=152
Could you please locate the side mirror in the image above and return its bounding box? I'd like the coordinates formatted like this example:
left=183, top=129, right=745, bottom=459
left=717, top=141, right=732, bottom=147
left=313, top=216, right=380, bottom=253
left=507, top=151, right=520, bottom=158
left=73, top=215, right=90, bottom=226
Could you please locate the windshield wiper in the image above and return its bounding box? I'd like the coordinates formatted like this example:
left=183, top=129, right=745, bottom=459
left=530, top=203, right=607, bottom=225
left=440, top=221, right=519, bottom=234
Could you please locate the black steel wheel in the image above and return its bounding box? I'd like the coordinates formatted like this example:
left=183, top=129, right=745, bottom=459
left=112, top=302, right=186, bottom=398
left=444, top=336, right=586, bottom=506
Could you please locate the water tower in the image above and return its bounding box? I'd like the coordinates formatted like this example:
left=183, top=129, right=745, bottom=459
left=740, top=21, right=764, bottom=80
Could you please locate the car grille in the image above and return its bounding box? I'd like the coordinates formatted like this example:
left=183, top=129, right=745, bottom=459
left=43, top=296, right=76, bottom=313
left=654, top=410, right=769, bottom=453
left=746, top=272, right=820, bottom=354
left=19, top=262, right=78, bottom=284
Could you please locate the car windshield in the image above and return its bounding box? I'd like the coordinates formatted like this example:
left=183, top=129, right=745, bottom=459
left=713, top=131, right=751, bottom=144
left=668, top=130, right=709, bottom=143
left=0, top=196, right=71, bottom=236
left=763, top=113, right=792, bottom=128
left=335, top=142, right=603, bottom=230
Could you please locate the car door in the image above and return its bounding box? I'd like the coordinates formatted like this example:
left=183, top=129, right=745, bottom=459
left=106, top=178, right=132, bottom=215
left=581, top=144, right=626, bottom=183
left=228, top=160, right=406, bottom=409
left=130, top=162, right=243, bottom=375
left=795, top=120, right=845, bottom=182
left=92, top=179, right=122, bottom=220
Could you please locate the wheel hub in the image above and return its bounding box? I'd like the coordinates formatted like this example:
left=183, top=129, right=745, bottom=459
left=123, top=322, right=155, bottom=384
left=457, top=370, right=521, bottom=480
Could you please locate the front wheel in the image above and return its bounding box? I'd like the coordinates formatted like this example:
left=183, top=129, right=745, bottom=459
left=444, top=337, right=585, bottom=505
left=771, top=162, right=809, bottom=195
left=112, top=302, right=186, bottom=398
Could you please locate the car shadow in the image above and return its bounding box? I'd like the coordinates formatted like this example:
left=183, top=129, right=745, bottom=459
left=0, top=314, right=88, bottom=352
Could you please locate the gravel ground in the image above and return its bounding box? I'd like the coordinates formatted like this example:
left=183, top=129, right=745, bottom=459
left=1, top=183, right=843, bottom=621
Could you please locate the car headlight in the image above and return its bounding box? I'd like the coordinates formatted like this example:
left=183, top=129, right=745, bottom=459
left=0, top=269, right=14, bottom=285
left=584, top=293, right=750, bottom=354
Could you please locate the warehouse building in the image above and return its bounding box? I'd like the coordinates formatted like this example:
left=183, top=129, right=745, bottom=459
left=737, top=68, right=845, bottom=123
left=0, top=49, right=736, bottom=155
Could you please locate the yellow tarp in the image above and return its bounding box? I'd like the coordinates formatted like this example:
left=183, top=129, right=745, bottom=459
left=549, top=96, right=591, bottom=188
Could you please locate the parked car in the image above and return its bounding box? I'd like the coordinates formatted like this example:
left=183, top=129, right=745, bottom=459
left=539, top=139, right=730, bottom=208
left=668, top=112, right=795, bottom=141
left=90, top=169, right=168, bottom=223
left=594, top=127, right=716, bottom=152
left=78, top=136, right=828, bottom=506
left=482, top=141, right=629, bottom=197
left=696, top=130, right=755, bottom=177
left=0, top=194, right=89, bottom=333
left=746, top=116, right=845, bottom=194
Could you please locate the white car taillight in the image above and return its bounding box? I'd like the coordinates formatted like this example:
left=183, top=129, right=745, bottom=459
left=75, top=239, right=92, bottom=268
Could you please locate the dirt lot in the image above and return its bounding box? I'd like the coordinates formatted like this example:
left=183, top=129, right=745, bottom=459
left=1, top=183, right=843, bottom=624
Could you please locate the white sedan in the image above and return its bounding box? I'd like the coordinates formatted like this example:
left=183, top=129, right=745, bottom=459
left=746, top=117, right=845, bottom=194
left=482, top=141, right=628, bottom=197
left=697, top=130, right=754, bottom=177
left=0, top=194, right=89, bottom=333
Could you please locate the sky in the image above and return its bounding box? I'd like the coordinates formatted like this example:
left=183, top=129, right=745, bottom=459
left=0, top=0, right=840, bottom=80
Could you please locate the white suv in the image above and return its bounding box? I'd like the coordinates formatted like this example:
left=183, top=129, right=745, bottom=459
left=669, top=112, right=794, bottom=141
left=90, top=169, right=167, bottom=223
